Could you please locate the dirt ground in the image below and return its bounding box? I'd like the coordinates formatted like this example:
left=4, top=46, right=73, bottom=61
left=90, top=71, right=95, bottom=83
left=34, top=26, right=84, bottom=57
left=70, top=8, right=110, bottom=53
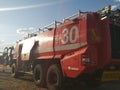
left=0, top=64, right=120, bottom=90
left=0, top=65, right=41, bottom=90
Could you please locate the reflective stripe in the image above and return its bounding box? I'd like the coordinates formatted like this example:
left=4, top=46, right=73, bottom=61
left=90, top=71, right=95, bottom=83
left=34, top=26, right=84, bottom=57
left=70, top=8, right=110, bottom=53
left=34, top=42, right=87, bottom=53
left=55, top=42, right=87, bottom=51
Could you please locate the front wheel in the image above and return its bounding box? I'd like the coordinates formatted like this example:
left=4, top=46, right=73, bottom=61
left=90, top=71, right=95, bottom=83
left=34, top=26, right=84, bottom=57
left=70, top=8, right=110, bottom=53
left=46, top=64, right=63, bottom=90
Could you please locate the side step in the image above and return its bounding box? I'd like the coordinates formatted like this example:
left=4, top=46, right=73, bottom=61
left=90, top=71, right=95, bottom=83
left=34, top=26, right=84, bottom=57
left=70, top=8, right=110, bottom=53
left=19, top=71, right=33, bottom=75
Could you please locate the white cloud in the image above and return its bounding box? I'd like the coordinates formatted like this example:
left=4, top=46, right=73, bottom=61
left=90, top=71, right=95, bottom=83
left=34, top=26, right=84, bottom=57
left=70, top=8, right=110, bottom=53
left=16, top=27, right=37, bottom=35
left=0, top=40, right=5, bottom=44
left=0, top=0, right=68, bottom=12
left=111, top=4, right=119, bottom=10
left=0, top=40, right=13, bottom=45
left=114, top=0, right=120, bottom=2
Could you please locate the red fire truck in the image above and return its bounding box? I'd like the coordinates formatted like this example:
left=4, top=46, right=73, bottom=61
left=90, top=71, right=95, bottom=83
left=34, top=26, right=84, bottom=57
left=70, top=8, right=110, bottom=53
left=9, top=5, right=120, bottom=90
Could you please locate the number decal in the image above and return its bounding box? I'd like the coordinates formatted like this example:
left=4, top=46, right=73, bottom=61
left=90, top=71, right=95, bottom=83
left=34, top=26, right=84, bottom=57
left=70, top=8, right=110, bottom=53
left=70, top=26, right=79, bottom=43
left=61, top=28, right=69, bottom=44
left=61, top=26, right=78, bottom=44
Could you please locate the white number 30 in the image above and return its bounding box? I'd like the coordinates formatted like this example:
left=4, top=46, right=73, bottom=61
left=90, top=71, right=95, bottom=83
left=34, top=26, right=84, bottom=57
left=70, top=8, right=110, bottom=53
left=61, top=26, right=78, bottom=44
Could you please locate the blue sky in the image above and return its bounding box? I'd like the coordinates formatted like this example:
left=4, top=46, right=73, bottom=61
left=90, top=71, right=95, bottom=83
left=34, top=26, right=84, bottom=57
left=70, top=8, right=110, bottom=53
left=0, top=0, right=120, bottom=51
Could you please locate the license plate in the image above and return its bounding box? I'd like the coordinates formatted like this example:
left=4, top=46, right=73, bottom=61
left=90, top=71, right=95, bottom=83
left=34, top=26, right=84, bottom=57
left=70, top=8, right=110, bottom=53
left=102, top=71, right=120, bottom=82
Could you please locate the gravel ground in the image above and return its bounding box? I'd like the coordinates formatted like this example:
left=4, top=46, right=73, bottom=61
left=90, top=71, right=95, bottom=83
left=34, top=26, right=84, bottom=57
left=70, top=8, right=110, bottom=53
left=0, top=65, right=120, bottom=90
left=0, top=71, right=41, bottom=90
left=0, top=65, right=42, bottom=90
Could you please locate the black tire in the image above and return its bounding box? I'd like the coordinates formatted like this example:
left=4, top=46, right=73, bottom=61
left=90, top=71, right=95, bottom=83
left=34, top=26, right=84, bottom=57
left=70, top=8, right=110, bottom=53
left=86, top=71, right=102, bottom=87
left=33, top=64, right=45, bottom=87
left=86, top=78, right=101, bottom=87
left=46, top=64, right=63, bottom=90
left=11, top=63, right=18, bottom=78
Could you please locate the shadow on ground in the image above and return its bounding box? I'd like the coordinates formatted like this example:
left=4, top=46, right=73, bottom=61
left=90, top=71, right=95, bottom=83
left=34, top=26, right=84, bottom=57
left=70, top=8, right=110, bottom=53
left=0, top=70, right=120, bottom=90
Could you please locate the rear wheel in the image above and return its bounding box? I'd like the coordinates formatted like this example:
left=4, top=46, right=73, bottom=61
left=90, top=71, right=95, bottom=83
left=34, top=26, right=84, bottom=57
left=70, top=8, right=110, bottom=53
left=86, top=71, right=102, bottom=87
left=46, top=64, right=63, bottom=90
left=86, top=77, right=101, bottom=87
left=33, top=64, right=45, bottom=87
left=11, top=63, right=18, bottom=78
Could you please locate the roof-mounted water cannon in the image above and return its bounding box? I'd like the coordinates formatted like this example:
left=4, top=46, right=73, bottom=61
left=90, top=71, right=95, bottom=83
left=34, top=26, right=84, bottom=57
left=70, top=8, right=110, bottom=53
left=98, top=5, right=120, bottom=24
left=97, top=5, right=111, bottom=17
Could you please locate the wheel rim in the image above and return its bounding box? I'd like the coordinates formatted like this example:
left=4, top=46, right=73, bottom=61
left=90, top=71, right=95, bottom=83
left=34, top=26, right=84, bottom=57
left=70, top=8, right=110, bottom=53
left=47, top=65, right=62, bottom=90
left=48, top=71, right=58, bottom=85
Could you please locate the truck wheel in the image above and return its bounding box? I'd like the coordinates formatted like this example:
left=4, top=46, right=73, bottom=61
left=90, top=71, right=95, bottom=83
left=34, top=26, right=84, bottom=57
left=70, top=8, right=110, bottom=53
left=86, top=71, right=102, bottom=87
left=86, top=77, right=101, bottom=87
left=11, top=63, right=18, bottom=78
left=33, top=64, right=45, bottom=87
left=46, top=64, right=63, bottom=90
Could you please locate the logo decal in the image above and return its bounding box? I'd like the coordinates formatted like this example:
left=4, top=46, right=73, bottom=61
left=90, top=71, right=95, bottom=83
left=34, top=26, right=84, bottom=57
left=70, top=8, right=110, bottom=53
left=91, top=29, right=101, bottom=42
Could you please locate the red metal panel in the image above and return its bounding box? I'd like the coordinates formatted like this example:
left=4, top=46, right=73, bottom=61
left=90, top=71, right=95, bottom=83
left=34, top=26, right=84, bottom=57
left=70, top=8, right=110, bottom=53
left=32, top=30, right=54, bottom=59
left=61, top=47, right=88, bottom=78
left=54, top=14, right=87, bottom=59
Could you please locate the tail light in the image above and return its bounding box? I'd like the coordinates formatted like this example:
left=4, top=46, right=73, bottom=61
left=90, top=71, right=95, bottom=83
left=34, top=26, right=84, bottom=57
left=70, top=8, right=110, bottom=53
left=81, top=54, right=90, bottom=65
left=82, top=58, right=90, bottom=62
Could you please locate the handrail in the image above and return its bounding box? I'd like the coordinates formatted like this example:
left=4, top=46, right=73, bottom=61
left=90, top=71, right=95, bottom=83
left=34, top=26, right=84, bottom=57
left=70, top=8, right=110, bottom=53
left=63, top=10, right=88, bottom=22
left=63, top=10, right=81, bottom=22
left=42, top=21, right=62, bottom=31
left=22, top=10, right=88, bottom=39
left=27, top=21, right=62, bottom=38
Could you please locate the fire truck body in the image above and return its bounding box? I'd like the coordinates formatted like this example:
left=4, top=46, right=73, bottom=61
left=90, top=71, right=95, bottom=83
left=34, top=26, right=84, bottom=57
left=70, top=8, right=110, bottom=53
left=11, top=6, right=120, bottom=89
